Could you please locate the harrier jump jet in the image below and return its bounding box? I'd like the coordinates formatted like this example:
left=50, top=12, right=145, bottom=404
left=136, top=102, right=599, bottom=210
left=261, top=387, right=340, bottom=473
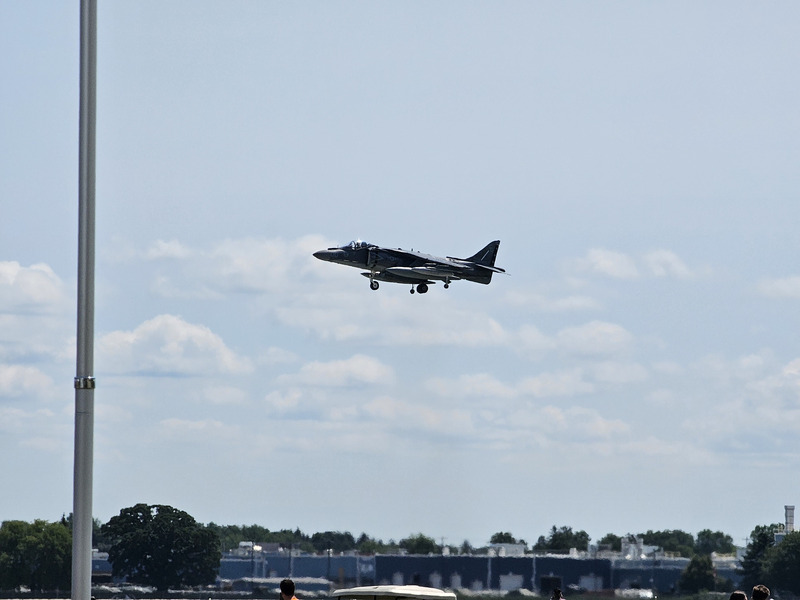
left=313, top=240, right=505, bottom=294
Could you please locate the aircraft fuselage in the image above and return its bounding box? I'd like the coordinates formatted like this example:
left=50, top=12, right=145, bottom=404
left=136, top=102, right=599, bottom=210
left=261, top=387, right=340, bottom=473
left=313, top=240, right=504, bottom=294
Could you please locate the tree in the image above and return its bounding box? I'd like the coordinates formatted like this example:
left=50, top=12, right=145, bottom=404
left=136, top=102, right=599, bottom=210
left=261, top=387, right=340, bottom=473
left=534, top=526, right=590, bottom=552
left=762, top=530, right=800, bottom=594
left=639, top=529, right=695, bottom=558
left=695, top=529, right=735, bottom=555
left=311, top=531, right=356, bottom=554
left=679, top=554, right=715, bottom=593
left=598, top=533, right=622, bottom=552
left=0, top=519, right=71, bottom=592
left=739, top=523, right=781, bottom=590
left=101, top=504, right=220, bottom=591
left=354, top=533, right=387, bottom=554
left=490, top=532, right=526, bottom=546
left=399, top=533, right=439, bottom=555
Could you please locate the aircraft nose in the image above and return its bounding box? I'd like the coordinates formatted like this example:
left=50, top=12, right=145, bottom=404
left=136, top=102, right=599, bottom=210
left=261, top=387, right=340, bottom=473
left=313, top=249, right=333, bottom=261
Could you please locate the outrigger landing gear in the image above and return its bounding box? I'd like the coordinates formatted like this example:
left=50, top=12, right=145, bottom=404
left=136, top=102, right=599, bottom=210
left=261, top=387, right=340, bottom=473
left=370, top=279, right=379, bottom=291
left=444, top=277, right=450, bottom=289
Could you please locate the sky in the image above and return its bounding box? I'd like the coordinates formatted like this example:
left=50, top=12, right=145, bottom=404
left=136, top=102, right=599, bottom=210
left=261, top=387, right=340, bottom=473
left=2, top=1, right=800, bottom=550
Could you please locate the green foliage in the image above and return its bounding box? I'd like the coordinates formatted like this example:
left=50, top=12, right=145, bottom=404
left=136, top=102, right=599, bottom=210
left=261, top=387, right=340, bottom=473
left=205, top=524, right=402, bottom=555
left=739, top=523, right=781, bottom=590
left=61, top=514, right=113, bottom=551
left=679, top=554, right=715, bottom=593
left=639, top=529, right=695, bottom=557
left=101, top=504, right=221, bottom=591
left=399, top=533, right=439, bottom=555
left=310, top=531, right=357, bottom=553
left=762, top=530, right=800, bottom=593
left=490, top=532, right=526, bottom=546
left=534, top=526, right=590, bottom=552
left=206, top=523, right=316, bottom=553
left=356, top=533, right=398, bottom=555
left=0, top=519, right=71, bottom=592
left=695, top=529, right=735, bottom=555
left=597, top=533, right=622, bottom=552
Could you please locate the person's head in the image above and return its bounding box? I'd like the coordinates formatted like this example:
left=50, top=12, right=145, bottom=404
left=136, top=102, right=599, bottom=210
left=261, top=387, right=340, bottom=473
left=280, top=579, right=295, bottom=599
left=752, top=585, right=770, bottom=600
left=730, top=591, right=748, bottom=600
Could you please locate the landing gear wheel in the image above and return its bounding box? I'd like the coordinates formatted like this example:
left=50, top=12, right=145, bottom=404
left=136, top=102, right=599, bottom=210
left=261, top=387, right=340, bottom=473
left=444, top=283, right=450, bottom=289
left=410, top=287, right=415, bottom=294
left=417, top=283, right=428, bottom=294
left=370, top=280, right=379, bottom=291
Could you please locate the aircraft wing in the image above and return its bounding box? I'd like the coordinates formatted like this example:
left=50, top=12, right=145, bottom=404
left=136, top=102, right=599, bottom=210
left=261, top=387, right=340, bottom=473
left=362, top=271, right=436, bottom=284
left=377, top=247, right=460, bottom=268
left=385, top=266, right=464, bottom=281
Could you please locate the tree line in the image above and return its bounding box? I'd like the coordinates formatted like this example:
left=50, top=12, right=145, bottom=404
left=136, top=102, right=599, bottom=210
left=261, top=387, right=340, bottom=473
left=2, top=505, right=800, bottom=594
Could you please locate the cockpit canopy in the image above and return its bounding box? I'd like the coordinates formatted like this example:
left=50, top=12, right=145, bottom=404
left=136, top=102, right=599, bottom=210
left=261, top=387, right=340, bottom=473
left=324, top=240, right=374, bottom=251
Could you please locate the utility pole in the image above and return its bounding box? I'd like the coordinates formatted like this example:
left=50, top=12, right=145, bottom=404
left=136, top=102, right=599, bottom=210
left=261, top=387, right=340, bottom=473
left=72, top=1, right=97, bottom=600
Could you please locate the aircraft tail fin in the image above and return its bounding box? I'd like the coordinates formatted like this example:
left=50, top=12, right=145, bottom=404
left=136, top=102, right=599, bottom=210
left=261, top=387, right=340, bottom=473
left=447, top=241, right=504, bottom=285
left=465, top=240, right=502, bottom=269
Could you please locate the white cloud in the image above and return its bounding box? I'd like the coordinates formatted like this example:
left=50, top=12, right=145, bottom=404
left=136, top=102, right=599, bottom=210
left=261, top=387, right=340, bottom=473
left=202, top=385, right=250, bottom=406
left=382, top=310, right=508, bottom=347
left=206, top=234, right=334, bottom=293
left=518, top=368, right=595, bottom=398
left=145, top=239, right=194, bottom=260
left=98, top=314, right=253, bottom=376
left=784, top=359, right=800, bottom=378
left=643, top=250, right=694, bottom=279
left=157, top=418, right=234, bottom=442
left=569, top=248, right=698, bottom=281
left=556, top=320, right=635, bottom=356
left=362, top=395, right=475, bottom=434
left=277, top=354, right=394, bottom=387
left=264, top=388, right=303, bottom=413
left=137, top=235, right=333, bottom=299
left=676, top=353, right=800, bottom=448
left=257, top=347, right=298, bottom=366
left=517, top=321, right=636, bottom=360
left=758, top=276, right=800, bottom=299
left=0, top=261, right=67, bottom=312
left=591, top=361, right=649, bottom=384
left=651, top=361, right=684, bottom=375
left=0, top=406, right=36, bottom=433
left=426, top=362, right=649, bottom=404
left=277, top=294, right=510, bottom=347
left=564, top=407, right=630, bottom=438
left=580, top=249, right=639, bottom=279
left=504, top=291, right=601, bottom=312
left=0, top=364, right=55, bottom=399
left=517, top=324, right=557, bottom=357
left=424, top=373, right=516, bottom=399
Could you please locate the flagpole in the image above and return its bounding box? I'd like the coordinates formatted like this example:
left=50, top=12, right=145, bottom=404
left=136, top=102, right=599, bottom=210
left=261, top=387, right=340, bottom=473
left=73, top=0, right=96, bottom=599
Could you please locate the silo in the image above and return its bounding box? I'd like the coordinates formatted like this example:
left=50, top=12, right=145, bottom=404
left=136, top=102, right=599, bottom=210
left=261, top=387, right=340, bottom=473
left=785, top=505, right=795, bottom=533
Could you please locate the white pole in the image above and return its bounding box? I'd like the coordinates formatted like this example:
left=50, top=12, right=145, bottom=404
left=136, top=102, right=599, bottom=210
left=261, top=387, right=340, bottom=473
left=72, top=0, right=96, bottom=599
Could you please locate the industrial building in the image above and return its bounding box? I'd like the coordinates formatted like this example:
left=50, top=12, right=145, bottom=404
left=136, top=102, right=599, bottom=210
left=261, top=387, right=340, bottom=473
left=217, top=542, right=742, bottom=595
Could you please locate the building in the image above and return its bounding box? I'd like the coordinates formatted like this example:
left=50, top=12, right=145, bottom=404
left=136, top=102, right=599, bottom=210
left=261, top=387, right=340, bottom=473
left=216, top=545, right=742, bottom=595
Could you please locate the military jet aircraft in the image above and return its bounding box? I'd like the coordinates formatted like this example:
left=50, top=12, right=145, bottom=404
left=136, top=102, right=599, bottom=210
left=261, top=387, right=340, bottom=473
left=313, top=239, right=505, bottom=294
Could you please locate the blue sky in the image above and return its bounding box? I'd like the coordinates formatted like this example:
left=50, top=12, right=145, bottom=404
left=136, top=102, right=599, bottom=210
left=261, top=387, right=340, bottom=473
left=3, top=1, right=800, bottom=549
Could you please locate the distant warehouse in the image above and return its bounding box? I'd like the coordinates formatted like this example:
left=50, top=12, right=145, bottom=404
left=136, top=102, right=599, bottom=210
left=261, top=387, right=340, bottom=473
left=215, top=544, right=742, bottom=595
